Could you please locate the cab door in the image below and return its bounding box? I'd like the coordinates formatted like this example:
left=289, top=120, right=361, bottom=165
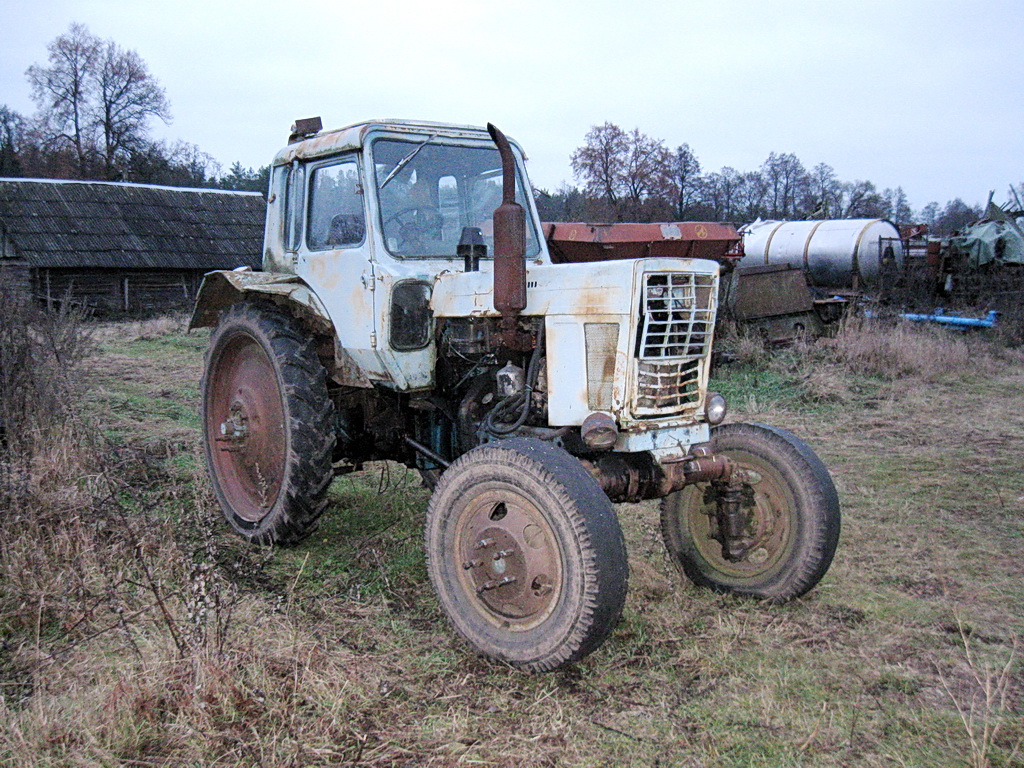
left=293, top=154, right=390, bottom=383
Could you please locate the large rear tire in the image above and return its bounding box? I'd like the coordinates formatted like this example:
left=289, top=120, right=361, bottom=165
left=425, top=438, right=628, bottom=672
left=661, top=422, right=840, bottom=601
left=201, top=302, right=335, bottom=545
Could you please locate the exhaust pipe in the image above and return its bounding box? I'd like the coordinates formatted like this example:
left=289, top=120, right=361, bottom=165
left=487, top=123, right=528, bottom=349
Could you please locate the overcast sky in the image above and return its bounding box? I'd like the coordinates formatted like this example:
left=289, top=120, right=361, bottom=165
left=2, top=0, right=1021, bottom=213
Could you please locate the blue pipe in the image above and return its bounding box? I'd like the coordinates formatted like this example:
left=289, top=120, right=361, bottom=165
left=897, top=309, right=999, bottom=329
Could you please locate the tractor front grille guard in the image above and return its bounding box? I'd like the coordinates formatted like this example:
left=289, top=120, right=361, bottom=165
left=634, top=272, right=715, bottom=417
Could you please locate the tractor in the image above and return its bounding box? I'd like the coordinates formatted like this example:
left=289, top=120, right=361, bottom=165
left=190, top=118, right=840, bottom=672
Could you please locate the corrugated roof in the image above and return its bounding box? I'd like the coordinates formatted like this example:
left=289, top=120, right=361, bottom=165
left=0, top=178, right=264, bottom=269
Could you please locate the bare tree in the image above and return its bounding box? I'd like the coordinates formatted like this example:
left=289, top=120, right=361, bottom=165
left=761, top=152, right=808, bottom=219
left=0, top=106, right=27, bottom=176
left=700, top=167, right=746, bottom=221
left=167, top=140, right=218, bottom=183
left=125, top=139, right=217, bottom=186
left=807, top=163, right=842, bottom=218
left=26, top=22, right=100, bottom=176
left=918, top=201, right=940, bottom=230
left=571, top=122, right=628, bottom=209
left=93, top=39, right=171, bottom=178
left=620, top=129, right=673, bottom=221
left=838, top=180, right=885, bottom=218
left=882, top=186, right=912, bottom=226
left=933, top=198, right=982, bottom=235
left=571, top=123, right=677, bottom=221
left=565, top=119, right=979, bottom=229
left=672, top=143, right=702, bottom=219
left=736, top=170, right=769, bottom=222
left=25, top=23, right=171, bottom=180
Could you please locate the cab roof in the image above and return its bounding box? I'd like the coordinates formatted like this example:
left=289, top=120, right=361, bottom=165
left=271, top=119, right=509, bottom=167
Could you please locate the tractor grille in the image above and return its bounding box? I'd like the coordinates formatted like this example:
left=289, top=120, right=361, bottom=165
left=634, top=272, right=715, bottom=416
left=636, top=358, right=703, bottom=411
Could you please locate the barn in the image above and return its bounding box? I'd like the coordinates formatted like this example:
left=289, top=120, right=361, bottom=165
left=0, top=178, right=264, bottom=314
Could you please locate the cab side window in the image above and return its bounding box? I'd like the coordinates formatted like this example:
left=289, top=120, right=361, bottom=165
left=285, top=161, right=305, bottom=253
left=307, top=157, right=365, bottom=250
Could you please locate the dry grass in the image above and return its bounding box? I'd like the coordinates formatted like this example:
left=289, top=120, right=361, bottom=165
left=1, top=314, right=1022, bottom=766
left=728, top=330, right=770, bottom=368
left=0, top=287, right=92, bottom=475
left=815, top=315, right=975, bottom=381
left=90, top=313, right=189, bottom=344
left=939, top=617, right=1021, bottom=768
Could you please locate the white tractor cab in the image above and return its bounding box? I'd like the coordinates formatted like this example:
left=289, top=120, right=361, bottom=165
left=191, top=118, right=840, bottom=672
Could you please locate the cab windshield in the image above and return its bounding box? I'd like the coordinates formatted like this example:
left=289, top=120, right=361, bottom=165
left=371, top=136, right=541, bottom=259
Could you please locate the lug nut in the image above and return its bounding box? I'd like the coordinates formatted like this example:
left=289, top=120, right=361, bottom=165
left=476, top=576, right=517, bottom=593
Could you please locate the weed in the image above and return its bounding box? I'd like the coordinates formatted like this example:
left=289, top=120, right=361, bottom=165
left=0, top=282, right=92, bottom=501
left=938, top=616, right=1021, bottom=768
left=730, top=328, right=770, bottom=368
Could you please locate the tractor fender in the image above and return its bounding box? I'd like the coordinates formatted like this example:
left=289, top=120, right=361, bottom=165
left=190, top=269, right=332, bottom=331
left=190, top=269, right=373, bottom=388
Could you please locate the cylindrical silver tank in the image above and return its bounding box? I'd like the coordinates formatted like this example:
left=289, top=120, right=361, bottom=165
left=738, top=218, right=903, bottom=288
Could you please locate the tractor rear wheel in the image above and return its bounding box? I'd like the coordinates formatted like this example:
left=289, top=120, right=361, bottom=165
left=201, top=302, right=335, bottom=545
left=425, top=438, right=628, bottom=672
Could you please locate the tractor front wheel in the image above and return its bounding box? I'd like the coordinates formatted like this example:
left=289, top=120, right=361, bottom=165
left=661, top=422, right=840, bottom=602
left=425, top=438, right=628, bottom=672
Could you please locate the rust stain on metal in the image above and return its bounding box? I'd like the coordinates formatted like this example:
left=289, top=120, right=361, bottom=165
left=347, top=281, right=369, bottom=317
left=580, top=449, right=734, bottom=504
left=602, top=351, right=615, bottom=381
left=331, top=339, right=373, bottom=388
left=306, top=254, right=340, bottom=293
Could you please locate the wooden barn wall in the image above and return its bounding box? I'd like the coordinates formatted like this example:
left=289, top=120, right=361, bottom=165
left=34, top=268, right=207, bottom=315
left=0, top=261, right=32, bottom=305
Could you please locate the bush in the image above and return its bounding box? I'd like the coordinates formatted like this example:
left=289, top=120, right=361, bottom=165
left=0, top=281, right=92, bottom=501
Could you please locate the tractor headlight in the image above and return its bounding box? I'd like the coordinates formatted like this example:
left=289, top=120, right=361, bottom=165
left=705, top=392, right=727, bottom=425
left=581, top=411, right=619, bottom=451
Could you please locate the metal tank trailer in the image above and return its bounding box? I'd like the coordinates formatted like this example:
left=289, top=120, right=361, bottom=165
left=739, top=218, right=904, bottom=287
left=730, top=219, right=904, bottom=342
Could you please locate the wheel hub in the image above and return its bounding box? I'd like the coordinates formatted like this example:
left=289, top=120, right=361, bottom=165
left=205, top=333, right=287, bottom=522
left=458, top=497, right=562, bottom=624
left=217, top=401, right=250, bottom=448
left=700, top=463, right=790, bottom=576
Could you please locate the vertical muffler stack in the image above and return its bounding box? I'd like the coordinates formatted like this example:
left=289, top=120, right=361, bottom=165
left=487, top=123, right=528, bottom=348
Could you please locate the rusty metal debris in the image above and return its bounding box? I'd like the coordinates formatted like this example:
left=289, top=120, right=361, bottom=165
left=728, top=264, right=825, bottom=344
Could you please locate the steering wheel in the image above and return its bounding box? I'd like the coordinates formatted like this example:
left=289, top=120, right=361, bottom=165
left=384, top=205, right=443, bottom=226
left=384, top=205, right=444, bottom=250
